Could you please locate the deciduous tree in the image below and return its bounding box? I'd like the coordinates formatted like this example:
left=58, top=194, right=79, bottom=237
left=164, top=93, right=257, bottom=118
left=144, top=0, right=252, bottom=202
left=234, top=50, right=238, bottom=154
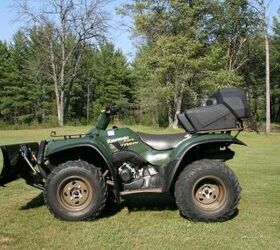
left=15, top=0, right=109, bottom=125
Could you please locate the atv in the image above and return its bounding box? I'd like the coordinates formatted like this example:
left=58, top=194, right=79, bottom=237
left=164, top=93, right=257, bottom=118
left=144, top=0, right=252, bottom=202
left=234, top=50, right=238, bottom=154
left=0, top=88, right=250, bottom=222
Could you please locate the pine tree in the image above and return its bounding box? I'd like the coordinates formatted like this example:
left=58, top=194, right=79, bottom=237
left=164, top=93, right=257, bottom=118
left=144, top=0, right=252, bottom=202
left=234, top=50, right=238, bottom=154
left=0, top=41, right=11, bottom=122
left=92, top=43, right=132, bottom=108
left=0, top=31, right=34, bottom=124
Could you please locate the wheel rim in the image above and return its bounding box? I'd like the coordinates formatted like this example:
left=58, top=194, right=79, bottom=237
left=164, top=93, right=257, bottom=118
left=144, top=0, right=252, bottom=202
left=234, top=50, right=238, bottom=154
left=57, top=176, right=93, bottom=212
left=192, top=175, right=227, bottom=213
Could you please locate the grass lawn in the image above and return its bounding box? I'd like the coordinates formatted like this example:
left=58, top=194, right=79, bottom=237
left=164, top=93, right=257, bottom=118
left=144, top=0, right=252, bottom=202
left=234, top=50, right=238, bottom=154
left=0, top=126, right=279, bottom=250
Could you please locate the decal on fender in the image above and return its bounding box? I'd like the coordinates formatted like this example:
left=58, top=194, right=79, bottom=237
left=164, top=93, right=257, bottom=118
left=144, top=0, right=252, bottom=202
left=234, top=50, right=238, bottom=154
left=107, top=136, right=129, bottom=144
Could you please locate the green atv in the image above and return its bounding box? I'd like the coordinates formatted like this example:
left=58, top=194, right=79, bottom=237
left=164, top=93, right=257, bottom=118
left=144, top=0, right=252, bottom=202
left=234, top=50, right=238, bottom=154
left=0, top=88, right=249, bottom=222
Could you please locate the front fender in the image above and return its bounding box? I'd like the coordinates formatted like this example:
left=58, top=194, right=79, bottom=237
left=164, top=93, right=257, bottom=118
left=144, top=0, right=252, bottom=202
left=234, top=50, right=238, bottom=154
left=45, top=137, right=111, bottom=159
left=45, top=137, right=120, bottom=201
left=46, top=138, right=113, bottom=168
left=165, top=133, right=246, bottom=190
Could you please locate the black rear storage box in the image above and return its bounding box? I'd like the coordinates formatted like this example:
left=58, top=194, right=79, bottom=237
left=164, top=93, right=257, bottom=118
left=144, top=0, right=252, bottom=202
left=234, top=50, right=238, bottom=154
left=178, top=88, right=250, bottom=133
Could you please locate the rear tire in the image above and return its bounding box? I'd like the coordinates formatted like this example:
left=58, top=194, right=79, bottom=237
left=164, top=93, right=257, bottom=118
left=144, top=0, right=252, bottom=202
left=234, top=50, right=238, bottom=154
left=174, top=159, right=240, bottom=222
left=44, top=160, right=107, bottom=221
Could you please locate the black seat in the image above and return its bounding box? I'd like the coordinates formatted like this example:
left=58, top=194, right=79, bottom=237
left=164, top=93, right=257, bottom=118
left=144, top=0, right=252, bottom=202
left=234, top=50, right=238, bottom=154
left=138, top=132, right=188, bottom=150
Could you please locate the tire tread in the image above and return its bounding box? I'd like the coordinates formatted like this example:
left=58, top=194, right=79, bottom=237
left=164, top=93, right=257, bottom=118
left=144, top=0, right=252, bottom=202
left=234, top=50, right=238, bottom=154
left=174, top=159, right=241, bottom=222
left=43, top=160, right=107, bottom=221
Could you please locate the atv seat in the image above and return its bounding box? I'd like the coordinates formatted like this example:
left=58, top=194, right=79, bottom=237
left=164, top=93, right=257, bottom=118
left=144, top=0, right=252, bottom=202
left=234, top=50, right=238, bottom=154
left=138, top=132, right=188, bottom=150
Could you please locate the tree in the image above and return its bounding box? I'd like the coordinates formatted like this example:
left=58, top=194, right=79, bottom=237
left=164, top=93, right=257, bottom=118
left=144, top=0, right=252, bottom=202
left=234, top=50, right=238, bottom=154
left=121, top=0, right=259, bottom=128
left=0, top=41, right=12, bottom=122
left=15, top=0, right=109, bottom=125
left=252, top=0, right=271, bottom=133
left=68, top=45, right=97, bottom=122
left=271, top=9, right=280, bottom=122
left=92, top=43, right=132, bottom=107
left=27, top=27, right=56, bottom=123
left=61, top=42, right=133, bottom=122
left=0, top=28, right=59, bottom=125
left=121, top=0, right=215, bottom=128
left=0, top=31, right=35, bottom=124
left=261, top=0, right=271, bottom=134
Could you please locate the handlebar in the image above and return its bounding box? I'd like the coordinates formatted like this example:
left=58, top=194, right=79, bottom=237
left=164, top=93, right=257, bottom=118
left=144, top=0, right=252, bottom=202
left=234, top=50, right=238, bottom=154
left=95, top=105, right=119, bottom=130
left=105, top=106, right=118, bottom=116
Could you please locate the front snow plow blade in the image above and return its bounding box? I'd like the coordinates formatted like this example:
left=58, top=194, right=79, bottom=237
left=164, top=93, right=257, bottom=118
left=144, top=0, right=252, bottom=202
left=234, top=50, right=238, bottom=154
left=0, top=143, right=40, bottom=186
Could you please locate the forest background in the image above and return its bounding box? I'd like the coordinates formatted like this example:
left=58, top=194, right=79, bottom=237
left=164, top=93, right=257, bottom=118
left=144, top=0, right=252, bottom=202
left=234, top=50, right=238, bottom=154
left=0, top=0, right=279, bottom=131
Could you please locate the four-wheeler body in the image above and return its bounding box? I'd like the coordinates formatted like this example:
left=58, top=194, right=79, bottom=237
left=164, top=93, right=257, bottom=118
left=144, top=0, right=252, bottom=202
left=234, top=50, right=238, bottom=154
left=0, top=88, right=249, bottom=222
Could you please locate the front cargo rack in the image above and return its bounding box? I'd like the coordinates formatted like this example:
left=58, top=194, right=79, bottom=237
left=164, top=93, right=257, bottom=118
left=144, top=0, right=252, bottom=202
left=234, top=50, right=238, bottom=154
left=50, top=131, right=88, bottom=140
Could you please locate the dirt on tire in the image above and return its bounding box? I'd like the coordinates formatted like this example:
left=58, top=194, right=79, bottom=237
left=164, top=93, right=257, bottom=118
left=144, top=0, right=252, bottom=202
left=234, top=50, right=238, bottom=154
left=174, top=159, right=241, bottom=222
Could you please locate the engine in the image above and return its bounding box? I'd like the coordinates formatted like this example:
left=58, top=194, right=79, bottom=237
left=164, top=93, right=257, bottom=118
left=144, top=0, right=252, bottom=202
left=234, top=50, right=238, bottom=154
left=118, top=162, right=162, bottom=191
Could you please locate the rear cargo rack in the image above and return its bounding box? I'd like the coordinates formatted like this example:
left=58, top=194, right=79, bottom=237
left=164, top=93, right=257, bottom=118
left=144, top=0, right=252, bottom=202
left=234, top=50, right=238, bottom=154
left=195, top=122, right=243, bottom=134
left=50, top=131, right=88, bottom=139
left=196, top=128, right=242, bottom=134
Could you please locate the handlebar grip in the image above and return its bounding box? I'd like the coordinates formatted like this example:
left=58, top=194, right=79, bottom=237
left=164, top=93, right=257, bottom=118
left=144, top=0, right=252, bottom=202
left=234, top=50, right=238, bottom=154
left=105, top=106, right=118, bottom=116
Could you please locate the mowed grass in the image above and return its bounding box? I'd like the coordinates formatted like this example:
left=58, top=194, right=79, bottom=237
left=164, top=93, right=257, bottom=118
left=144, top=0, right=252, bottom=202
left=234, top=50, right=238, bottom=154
left=0, top=126, right=279, bottom=250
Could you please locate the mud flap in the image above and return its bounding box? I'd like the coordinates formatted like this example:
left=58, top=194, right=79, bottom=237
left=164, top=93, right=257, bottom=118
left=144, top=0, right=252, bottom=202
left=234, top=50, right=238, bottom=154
left=0, top=143, right=39, bottom=186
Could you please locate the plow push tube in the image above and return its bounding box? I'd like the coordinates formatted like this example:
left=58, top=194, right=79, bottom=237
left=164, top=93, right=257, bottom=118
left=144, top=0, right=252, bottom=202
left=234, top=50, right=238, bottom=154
left=0, top=142, right=45, bottom=188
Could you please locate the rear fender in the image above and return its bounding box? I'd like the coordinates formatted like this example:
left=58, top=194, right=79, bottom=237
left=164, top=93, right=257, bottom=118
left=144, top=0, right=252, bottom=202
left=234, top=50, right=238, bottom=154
left=165, top=135, right=246, bottom=191
left=0, top=143, right=39, bottom=186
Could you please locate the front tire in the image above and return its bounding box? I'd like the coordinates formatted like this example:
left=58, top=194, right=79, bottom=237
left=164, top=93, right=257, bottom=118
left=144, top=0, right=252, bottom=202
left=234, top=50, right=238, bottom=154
left=44, top=160, right=107, bottom=221
left=174, top=159, right=241, bottom=222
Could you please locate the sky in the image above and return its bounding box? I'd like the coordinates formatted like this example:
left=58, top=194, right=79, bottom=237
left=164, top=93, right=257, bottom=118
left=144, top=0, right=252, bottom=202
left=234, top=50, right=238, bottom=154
left=0, top=0, right=279, bottom=61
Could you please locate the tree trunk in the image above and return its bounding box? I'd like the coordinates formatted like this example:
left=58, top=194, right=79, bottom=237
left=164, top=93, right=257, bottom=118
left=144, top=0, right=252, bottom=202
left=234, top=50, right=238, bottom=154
left=49, top=39, right=65, bottom=126
left=153, top=109, right=159, bottom=128
left=87, top=81, right=90, bottom=122
left=172, top=93, right=183, bottom=129
left=265, top=31, right=270, bottom=134
left=56, top=90, right=65, bottom=126
left=168, top=102, right=174, bottom=128
left=260, top=0, right=271, bottom=134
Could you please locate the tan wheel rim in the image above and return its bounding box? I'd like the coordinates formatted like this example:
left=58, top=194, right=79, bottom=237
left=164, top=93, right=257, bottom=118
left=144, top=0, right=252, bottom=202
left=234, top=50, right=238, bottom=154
left=57, top=176, right=93, bottom=211
left=192, top=175, right=227, bottom=213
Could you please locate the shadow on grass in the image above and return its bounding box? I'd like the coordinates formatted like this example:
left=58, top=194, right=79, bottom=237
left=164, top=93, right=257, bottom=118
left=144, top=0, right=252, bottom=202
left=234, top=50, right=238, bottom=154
left=20, top=192, right=45, bottom=210
left=123, top=192, right=177, bottom=212
left=20, top=192, right=177, bottom=212
left=228, top=208, right=239, bottom=221
left=19, top=191, right=238, bottom=222
left=99, top=192, right=177, bottom=219
left=20, top=191, right=176, bottom=220
left=272, top=123, right=280, bottom=132
left=178, top=206, right=239, bottom=222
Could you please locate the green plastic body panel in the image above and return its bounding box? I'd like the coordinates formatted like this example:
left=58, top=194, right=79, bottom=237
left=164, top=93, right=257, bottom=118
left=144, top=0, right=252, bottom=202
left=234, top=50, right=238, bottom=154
left=44, top=126, right=245, bottom=196
left=169, top=133, right=245, bottom=162
left=100, top=127, right=173, bottom=166
left=46, top=136, right=112, bottom=165
left=164, top=133, right=245, bottom=190
left=45, top=127, right=244, bottom=171
left=46, top=127, right=173, bottom=167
